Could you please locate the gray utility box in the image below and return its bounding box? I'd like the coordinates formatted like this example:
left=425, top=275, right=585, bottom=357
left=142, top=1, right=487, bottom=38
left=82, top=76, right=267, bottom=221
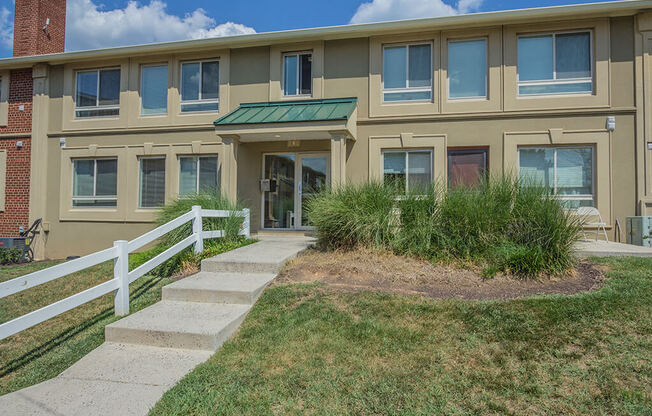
left=626, top=216, right=652, bottom=247
left=0, top=237, right=27, bottom=250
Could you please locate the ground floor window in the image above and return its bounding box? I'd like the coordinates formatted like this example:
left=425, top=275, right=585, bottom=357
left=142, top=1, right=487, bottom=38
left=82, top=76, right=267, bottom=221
left=139, top=157, right=166, bottom=208
left=447, top=148, right=488, bottom=188
left=179, top=155, right=218, bottom=196
left=518, top=146, right=594, bottom=208
left=382, top=149, right=432, bottom=193
left=72, top=158, right=117, bottom=207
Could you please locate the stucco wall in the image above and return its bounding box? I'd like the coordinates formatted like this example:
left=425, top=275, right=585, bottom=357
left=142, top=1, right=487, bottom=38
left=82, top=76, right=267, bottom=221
left=32, top=15, right=644, bottom=258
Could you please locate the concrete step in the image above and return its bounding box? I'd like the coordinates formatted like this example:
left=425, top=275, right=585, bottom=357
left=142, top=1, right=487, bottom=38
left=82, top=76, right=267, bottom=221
left=105, top=301, right=251, bottom=351
left=163, top=271, right=276, bottom=304
left=201, top=237, right=312, bottom=274
left=59, top=342, right=212, bottom=387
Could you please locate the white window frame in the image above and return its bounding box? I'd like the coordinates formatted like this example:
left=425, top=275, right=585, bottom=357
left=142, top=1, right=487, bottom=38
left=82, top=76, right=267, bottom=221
left=517, top=145, right=595, bottom=207
left=178, top=155, right=219, bottom=195
left=74, top=68, right=121, bottom=118
left=282, top=51, right=313, bottom=97
left=517, top=30, right=594, bottom=97
left=381, top=149, right=433, bottom=193
left=180, top=59, right=220, bottom=113
left=382, top=42, right=433, bottom=103
left=138, top=156, right=166, bottom=209
left=140, top=64, right=169, bottom=116
left=447, top=37, right=488, bottom=100
left=71, top=158, right=118, bottom=207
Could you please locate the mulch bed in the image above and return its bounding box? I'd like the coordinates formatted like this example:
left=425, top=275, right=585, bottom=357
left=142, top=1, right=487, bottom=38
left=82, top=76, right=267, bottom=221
left=275, top=248, right=606, bottom=301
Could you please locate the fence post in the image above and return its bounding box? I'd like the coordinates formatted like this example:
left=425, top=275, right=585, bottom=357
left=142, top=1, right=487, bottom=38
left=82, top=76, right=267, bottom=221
left=113, top=240, right=129, bottom=316
left=242, top=208, right=250, bottom=239
left=192, top=205, right=203, bottom=254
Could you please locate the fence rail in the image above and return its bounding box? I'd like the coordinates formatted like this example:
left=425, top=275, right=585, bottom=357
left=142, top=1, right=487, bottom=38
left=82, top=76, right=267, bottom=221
left=0, top=206, right=250, bottom=341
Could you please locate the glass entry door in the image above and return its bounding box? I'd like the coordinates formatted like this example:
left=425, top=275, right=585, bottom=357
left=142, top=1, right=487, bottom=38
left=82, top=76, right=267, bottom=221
left=263, top=154, right=295, bottom=229
left=262, top=153, right=329, bottom=229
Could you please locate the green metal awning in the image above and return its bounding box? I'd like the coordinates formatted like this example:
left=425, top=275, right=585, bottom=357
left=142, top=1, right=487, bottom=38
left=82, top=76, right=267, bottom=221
left=214, top=98, right=357, bottom=126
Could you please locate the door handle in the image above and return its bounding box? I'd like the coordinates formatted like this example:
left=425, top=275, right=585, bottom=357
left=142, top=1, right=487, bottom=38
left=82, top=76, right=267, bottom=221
left=298, top=181, right=302, bottom=195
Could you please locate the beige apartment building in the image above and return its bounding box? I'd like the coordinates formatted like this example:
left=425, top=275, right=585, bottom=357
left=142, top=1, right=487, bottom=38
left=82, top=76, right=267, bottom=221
left=0, top=1, right=651, bottom=259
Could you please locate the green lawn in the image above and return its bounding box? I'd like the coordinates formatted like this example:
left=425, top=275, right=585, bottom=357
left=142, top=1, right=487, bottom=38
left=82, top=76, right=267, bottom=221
left=0, top=239, right=253, bottom=396
left=150, top=257, right=652, bottom=416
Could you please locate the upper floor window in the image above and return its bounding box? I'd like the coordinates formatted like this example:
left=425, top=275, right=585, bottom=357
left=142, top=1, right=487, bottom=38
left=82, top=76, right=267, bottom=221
left=383, top=149, right=432, bottom=193
left=518, top=146, right=594, bottom=209
left=75, top=68, right=120, bottom=118
left=517, top=31, right=592, bottom=96
left=141, top=64, right=168, bottom=115
left=179, top=155, right=218, bottom=196
left=72, top=158, right=117, bottom=207
left=448, top=39, right=487, bottom=99
left=181, top=60, right=219, bottom=112
left=383, top=43, right=432, bottom=102
left=283, top=52, right=312, bottom=96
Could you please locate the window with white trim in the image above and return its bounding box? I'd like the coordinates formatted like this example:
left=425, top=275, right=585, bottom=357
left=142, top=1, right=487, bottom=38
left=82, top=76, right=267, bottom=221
left=283, top=52, right=312, bottom=96
left=75, top=68, right=120, bottom=118
left=72, top=158, right=118, bottom=207
left=382, top=43, right=432, bottom=102
left=179, top=155, right=219, bottom=196
left=180, top=60, right=219, bottom=112
left=517, top=31, right=593, bottom=96
left=382, top=150, right=432, bottom=193
left=140, top=64, right=168, bottom=115
left=139, top=157, right=166, bottom=208
left=518, top=146, right=594, bottom=208
left=448, top=39, right=487, bottom=99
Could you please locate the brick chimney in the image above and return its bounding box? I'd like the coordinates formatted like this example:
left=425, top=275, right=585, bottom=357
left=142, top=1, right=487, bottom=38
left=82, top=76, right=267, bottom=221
left=13, top=0, right=66, bottom=57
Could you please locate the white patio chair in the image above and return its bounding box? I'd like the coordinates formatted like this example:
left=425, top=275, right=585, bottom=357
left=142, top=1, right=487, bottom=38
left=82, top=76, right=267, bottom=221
left=577, top=206, right=609, bottom=242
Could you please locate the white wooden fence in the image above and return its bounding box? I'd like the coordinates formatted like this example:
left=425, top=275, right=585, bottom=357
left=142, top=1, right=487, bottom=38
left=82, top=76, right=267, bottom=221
left=0, top=206, right=250, bottom=341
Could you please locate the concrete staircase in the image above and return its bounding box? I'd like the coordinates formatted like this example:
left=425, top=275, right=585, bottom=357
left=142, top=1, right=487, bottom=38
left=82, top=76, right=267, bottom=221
left=0, top=235, right=313, bottom=415
left=104, top=272, right=275, bottom=351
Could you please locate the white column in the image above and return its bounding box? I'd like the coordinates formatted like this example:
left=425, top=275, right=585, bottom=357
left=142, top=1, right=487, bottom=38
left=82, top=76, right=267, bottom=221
left=219, top=135, right=239, bottom=202
left=330, top=134, right=347, bottom=188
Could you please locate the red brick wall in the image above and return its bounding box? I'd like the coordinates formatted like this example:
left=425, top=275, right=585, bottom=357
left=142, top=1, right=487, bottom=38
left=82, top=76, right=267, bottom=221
left=0, top=69, right=33, bottom=135
left=0, top=138, right=31, bottom=236
left=0, top=69, right=33, bottom=236
left=13, top=0, right=67, bottom=57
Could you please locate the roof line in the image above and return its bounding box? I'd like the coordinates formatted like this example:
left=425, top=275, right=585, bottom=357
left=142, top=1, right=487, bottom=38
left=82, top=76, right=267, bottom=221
left=0, top=1, right=649, bottom=69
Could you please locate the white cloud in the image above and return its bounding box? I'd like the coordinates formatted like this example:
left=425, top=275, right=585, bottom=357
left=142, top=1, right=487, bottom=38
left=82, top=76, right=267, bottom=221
left=65, top=0, right=256, bottom=51
left=350, top=0, right=483, bottom=24
left=0, top=7, right=13, bottom=49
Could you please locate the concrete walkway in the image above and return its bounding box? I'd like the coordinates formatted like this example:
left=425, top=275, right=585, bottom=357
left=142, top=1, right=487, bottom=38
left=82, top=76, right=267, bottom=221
left=574, top=239, right=652, bottom=258
left=0, top=235, right=313, bottom=415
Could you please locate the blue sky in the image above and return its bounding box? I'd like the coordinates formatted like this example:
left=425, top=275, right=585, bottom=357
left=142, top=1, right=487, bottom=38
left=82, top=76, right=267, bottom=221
left=0, top=0, right=628, bottom=58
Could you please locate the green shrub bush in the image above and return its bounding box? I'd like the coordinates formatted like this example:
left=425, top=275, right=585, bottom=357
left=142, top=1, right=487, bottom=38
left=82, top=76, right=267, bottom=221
left=0, top=247, right=25, bottom=265
left=156, top=191, right=244, bottom=246
left=132, top=191, right=252, bottom=278
left=306, top=177, right=581, bottom=277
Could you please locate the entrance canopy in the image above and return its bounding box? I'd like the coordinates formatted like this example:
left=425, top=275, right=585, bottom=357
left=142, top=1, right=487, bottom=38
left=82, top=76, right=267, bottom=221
left=214, top=98, right=357, bottom=142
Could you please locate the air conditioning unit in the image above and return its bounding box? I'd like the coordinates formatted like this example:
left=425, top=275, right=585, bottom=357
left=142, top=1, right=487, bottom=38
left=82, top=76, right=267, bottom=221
left=626, top=216, right=652, bottom=247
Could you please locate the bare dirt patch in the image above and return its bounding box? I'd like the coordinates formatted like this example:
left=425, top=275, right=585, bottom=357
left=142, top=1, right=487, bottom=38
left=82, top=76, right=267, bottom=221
left=275, top=248, right=605, bottom=300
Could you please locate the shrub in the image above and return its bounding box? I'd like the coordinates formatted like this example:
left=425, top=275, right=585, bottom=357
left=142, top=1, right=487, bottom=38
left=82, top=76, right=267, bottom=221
left=306, top=181, right=398, bottom=250
left=306, top=176, right=581, bottom=277
left=0, top=247, right=24, bottom=265
left=131, top=191, right=252, bottom=278
left=156, top=191, right=245, bottom=246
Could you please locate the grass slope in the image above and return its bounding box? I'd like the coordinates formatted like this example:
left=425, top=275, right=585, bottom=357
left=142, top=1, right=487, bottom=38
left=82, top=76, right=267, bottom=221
left=151, top=257, right=652, bottom=416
